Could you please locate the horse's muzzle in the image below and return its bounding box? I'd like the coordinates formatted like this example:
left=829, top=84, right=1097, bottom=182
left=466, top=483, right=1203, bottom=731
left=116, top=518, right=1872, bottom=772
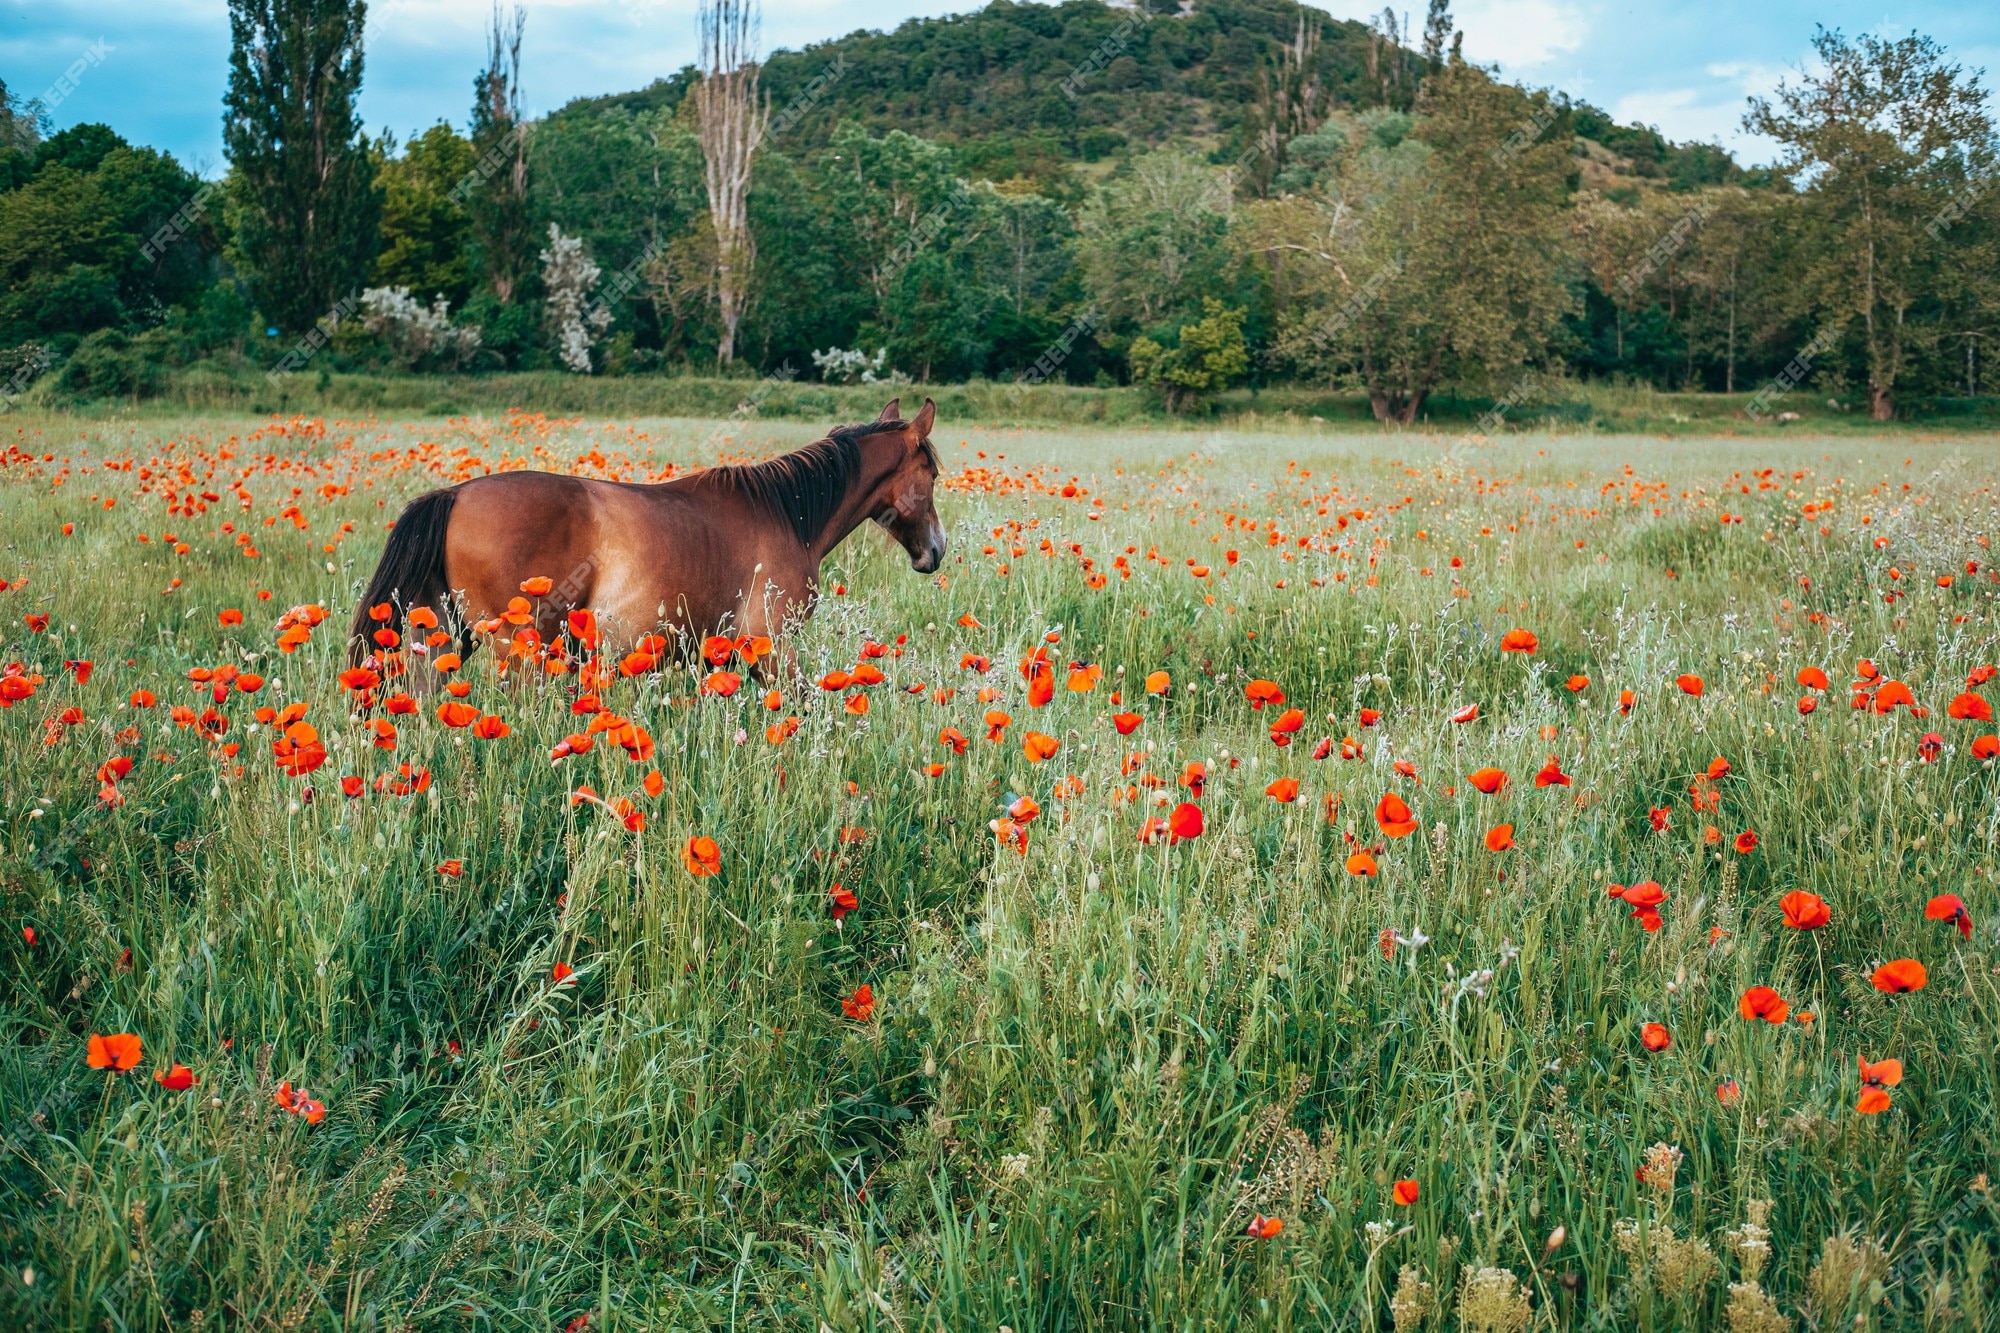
left=911, top=540, right=944, bottom=574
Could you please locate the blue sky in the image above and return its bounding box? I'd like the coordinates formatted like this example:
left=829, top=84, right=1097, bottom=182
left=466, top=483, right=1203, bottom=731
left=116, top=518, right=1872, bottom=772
left=5, top=0, right=1995, bottom=177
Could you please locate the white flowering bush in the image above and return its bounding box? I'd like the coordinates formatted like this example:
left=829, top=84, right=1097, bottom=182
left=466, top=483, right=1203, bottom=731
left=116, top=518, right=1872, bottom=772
left=358, top=288, right=482, bottom=371
left=540, top=224, right=612, bottom=374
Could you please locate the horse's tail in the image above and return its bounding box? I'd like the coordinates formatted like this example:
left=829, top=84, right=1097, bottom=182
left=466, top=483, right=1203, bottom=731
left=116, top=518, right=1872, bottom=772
left=349, top=487, right=457, bottom=666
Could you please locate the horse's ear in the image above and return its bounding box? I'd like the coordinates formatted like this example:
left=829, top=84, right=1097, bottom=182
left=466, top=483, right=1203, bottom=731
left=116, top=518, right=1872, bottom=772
left=910, top=397, right=936, bottom=440
left=875, top=398, right=901, bottom=423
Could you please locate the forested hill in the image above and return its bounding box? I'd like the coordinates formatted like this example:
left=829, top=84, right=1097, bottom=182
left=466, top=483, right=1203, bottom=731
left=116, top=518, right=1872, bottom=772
left=573, top=0, right=1738, bottom=192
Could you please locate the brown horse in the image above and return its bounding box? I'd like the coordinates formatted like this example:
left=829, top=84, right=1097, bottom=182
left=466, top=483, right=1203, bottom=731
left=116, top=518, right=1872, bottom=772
left=347, top=398, right=945, bottom=671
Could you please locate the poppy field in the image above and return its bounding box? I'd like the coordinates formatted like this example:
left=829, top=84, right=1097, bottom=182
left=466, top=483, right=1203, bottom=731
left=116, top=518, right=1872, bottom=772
left=3, top=413, right=1999, bottom=1331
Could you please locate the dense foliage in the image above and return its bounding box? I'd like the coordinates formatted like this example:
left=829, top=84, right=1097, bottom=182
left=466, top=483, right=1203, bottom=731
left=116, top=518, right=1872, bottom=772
left=0, top=2, right=1994, bottom=420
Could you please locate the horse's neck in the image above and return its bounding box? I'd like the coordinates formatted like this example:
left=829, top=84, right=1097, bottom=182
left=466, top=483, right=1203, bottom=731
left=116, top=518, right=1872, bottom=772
left=808, top=435, right=899, bottom=564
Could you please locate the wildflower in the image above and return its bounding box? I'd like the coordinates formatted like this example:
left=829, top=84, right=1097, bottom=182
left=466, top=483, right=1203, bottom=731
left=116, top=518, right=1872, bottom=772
left=86, top=1033, right=143, bottom=1071
left=273, top=1080, right=326, bottom=1124
left=1467, top=767, right=1508, bottom=795
left=830, top=885, right=858, bottom=921
left=1732, top=830, right=1759, bottom=854
left=1266, top=777, right=1300, bottom=803
left=1500, top=628, right=1538, bottom=653
left=1738, top=986, right=1789, bottom=1024
left=1167, top=802, right=1204, bottom=842
left=1612, top=881, right=1668, bottom=932
left=1346, top=851, right=1378, bottom=876
left=1640, top=1022, right=1671, bottom=1052
left=1392, top=1179, right=1420, bottom=1205
left=842, top=984, right=876, bottom=1021
left=1925, top=893, right=1972, bottom=939
left=1676, top=673, right=1704, bottom=696
left=1375, top=792, right=1418, bottom=838
left=1779, top=891, right=1830, bottom=930
left=683, top=836, right=722, bottom=877
left=1948, top=692, right=1993, bottom=722
left=552, top=962, right=574, bottom=984
left=154, top=1064, right=197, bottom=1091
left=1871, top=958, right=1926, bottom=993
left=1856, top=1054, right=1902, bottom=1114
left=1246, top=1215, right=1283, bottom=1239
left=1244, top=679, right=1285, bottom=709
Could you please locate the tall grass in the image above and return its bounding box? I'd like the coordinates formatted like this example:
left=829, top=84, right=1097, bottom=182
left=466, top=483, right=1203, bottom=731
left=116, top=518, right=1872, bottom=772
left=0, top=415, right=1996, bottom=1329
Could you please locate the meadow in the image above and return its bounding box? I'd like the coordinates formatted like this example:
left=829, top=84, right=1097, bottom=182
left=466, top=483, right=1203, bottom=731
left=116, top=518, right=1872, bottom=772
left=0, top=409, right=1996, bottom=1331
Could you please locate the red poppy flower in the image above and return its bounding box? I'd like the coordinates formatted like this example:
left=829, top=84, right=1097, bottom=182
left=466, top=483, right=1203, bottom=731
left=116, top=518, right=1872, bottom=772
left=1484, top=824, right=1514, bottom=852
left=1779, top=891, right=1830, bottom=930
left=437, top=701, right=480, bottom=729
left=1391, top=1180, right=1420, bottom=1206
left=1246, top=1215, right=1283, bottom=1239
left=830, top=885, right=858, bottom=921
left=1534, top=757, right=1572, bottom=787
left=87, top=1032, right=142, bottom=1071
left=1640, top=1022, right=1671, bottom=1052
left=1500, top=628, right=1538, bottom=653
left=273, top=1080, right=326, bottom=1124
left=1467, top=767, right=1508, bottom=795
left=1732, top=830, right=1759, bottom=854
left=1345, top=851, right=1378, bottom=876
left=552, top=961, right=574, bottom=984
left=1375, top=792, right=1418, bottom=838
left=1975, top=735, right=2000, bottom=760
left=1167, top=802, right=1204, bottom=842
left=1675, top=674, right=1704, bottom=697
left=1244, top=679, right=1286, bottom=709
left=1925, top=893, right=1972, bottom=939
left=1565, top=674, right=1589, bottom=692
left=1023, top=731, right=1059, bottom=763
left=1871, top=959, right=1926, bottom=993
left=1612, top=880, right=1668, bottom=932
left=1857, top=1054, right=1903, bottom=1114
left=1948, top=692, right=1993, bottom=722
left=1112, top=711, right=1143, bottom=735
left=683, top=836, right=722, bottom=877
left=1449, top=703, right=1480, bottom=724
left=471, top=715, right=510, bottom=740
left=842, top=984, right=876, bottom=1021
left=1266, top=777, right=1300, bottom=803
left=1797, top=666, right=1830, bottom=691
left=154, top=1063, right=197, bottom=1091
left=1716, top=1079, right=1742, bottom=1106
left=1738, top=985, right=1790, bottom=1024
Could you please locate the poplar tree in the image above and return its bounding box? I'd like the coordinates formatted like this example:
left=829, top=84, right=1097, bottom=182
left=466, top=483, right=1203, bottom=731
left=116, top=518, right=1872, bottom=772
left=223, top=0, right=380, bottom=334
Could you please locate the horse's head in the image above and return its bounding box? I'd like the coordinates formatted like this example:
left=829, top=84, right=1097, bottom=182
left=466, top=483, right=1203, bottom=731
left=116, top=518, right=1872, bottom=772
left=868, top=397, right=946, bottom=574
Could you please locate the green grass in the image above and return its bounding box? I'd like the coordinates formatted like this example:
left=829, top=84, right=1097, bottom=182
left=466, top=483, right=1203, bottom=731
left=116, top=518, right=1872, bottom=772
left=0, top=413, right=1997, bottom=1329
left=13, top=363, right=2000, bottom=435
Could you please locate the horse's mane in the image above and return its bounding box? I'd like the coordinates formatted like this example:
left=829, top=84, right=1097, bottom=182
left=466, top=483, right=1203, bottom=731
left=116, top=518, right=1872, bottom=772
left=704, top=419, right=931, bottom=548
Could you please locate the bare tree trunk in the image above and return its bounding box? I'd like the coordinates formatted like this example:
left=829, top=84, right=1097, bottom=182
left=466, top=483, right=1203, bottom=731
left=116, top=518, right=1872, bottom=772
left=694, top=0, right=766, bottom=366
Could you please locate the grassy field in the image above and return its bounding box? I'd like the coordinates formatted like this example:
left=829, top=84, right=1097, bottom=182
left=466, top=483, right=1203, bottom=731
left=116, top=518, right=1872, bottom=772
left=1, top=410, right=1997, bottom=1330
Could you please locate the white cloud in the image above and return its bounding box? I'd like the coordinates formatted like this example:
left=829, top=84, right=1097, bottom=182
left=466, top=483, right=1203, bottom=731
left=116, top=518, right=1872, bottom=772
left=1454, top=0, right=1589, bottom=71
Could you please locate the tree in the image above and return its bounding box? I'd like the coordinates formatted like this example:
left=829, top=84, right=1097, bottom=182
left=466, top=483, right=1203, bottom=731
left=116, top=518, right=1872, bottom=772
left=1746, top=27, right=1998, bottom=419
left=1076, top=149, right=1234, bottom=332
left=223, top=0, right=379, bottom=335
left=374, top=123, right=476, bottom=307
left=1252, top=62, right=1575, bottom=422
left=0, top=126, right=215, bottom=346
left=693, top=0, right=767, bottom=365
left=1128, top=298, right=1249, bottom=412
left=469, top=3, right=531, bottom=305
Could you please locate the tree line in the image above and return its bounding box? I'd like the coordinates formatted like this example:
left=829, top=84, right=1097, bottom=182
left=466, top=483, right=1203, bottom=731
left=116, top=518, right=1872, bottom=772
left=0, top=0, right=1994, bottom=420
